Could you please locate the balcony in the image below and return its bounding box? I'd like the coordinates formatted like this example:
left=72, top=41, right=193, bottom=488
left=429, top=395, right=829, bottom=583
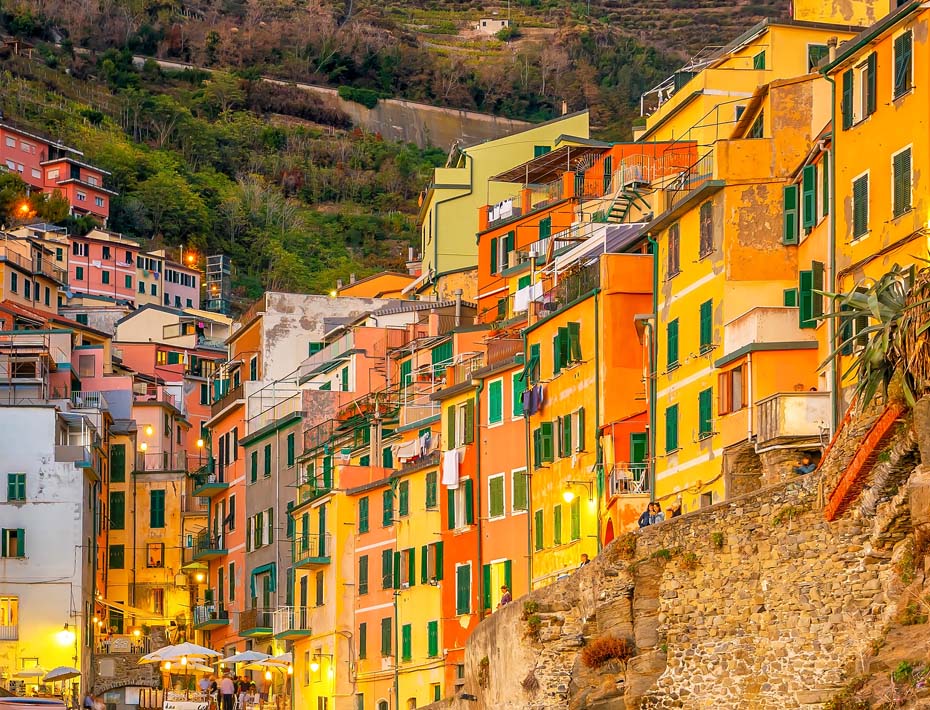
left=211, top=382, right=243, bottom=417
left=55, top=445, right=93, bottom=468
left=95, top=634, right=153, bottom=655
left=193, top=604, right=229, bottom=630
left=607, top=463, right=650, bottom=497
left=181, top=495, right=209, bottom=515
left=193, top=530, right=227, bottom=561
left=133, top=386, right=178, bottom=409
left=238, top=607, right=274, bottom=637
left=272, top=606, right=312, bottom=640
left=247, top=390, right=302, bottom=436
left=135, top=450, right=188, bottom=473
left=0, top=624, right=18, bottom=641
left=534, top=262, right=600, bottom=318
left=70, top=391, right=109, bottom=410
left=192, top=462, right=228, bottom=498
left=298, top=475, right=332, bottom=505
left=721, top=307, right=817, bottom=361
left=292, top=532, right=331, bottom=568
left=754, top=392, right=831, bottom=450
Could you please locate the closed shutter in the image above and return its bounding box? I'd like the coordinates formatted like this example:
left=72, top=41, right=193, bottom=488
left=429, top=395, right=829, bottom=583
left=489, top=476, right=504, bottom=517
left=359, top=497, right=369, bottom=533
left=540, top=421, right=554, bottom=463
left=455, top=565, right=470, bottom=615
left=822, top=152, right=829, bottom=216
left=381, top=549, right=393, bottom=588
left=464, top=400, right=475, bottom=444
left=866, top=52, right=877, bottom=116
left=576, top=407, right=585, bottom=451
left=482, top=564, right=492, bottom=609
left=401, top=624, right=411, bottom=661
left=841, top=69, right=853, bottom=129
left=359, top=556, right=369, bottom=595
left=264, top=444, right=271, bottom=476
left=753, top=50, right=765, bottom=69
left=488, top=380, right=503, bottom=424
left=553, top=504, right=562, bottom=545
left=699, top=300, right=712, bottom=352
left=783, top=184, right=799, bottom=244
left=251, top=451, right=258, bottom=482
left=109, top=492, right=125, bottom=530
left=698, top=388, right=713, bottom=437
left=393, top=551, right=401, bottom=590
left=464, top=479, right=474, bottom=525
left=667, top=319, right=679, bottom=368
left=783, top=288, right=798, bottom=307
left=893, top=148, right=912, bottom=217
left=111, top=444, right=125, bottom=482
left=426, top=472, right=437, bottom=509
left=109, top=544, right=124, bottom=569
left=894, top=31, right=913, bottom=98
left=382, top=490, right=393, bottom=527
left=407, top=547, right=416, bottom=587
left=447, top=488, right=456, bottom=530
left=561, top=413, right=572, bottom=457
left=380, top=618, right=392, bottom=656
left=447, top=405, right=456, bottom=448
left=668, top=224, right=680, bottom=275
left=513, top=470, right=527, bottom=511
left=699, top=201, right=713, bottom=256
left=427, top=620, right=439, bottom=657
left=358, top=623, right=367, bottom=660
left=812, top=261, right=825, bottom=319
left=512, top=374, right=524, bottom=417
left=435, top=541, right=444, bottom=580
left=853, top=174, right=869, bottom=238
left=802, top=164, right=817, bottom=230
left=504, top=559, right=512, bottom=590
left=150, top=490, right=165, bottom=528
left=665, top=404, right=679, bottom=453
left=603, top=155, right=612, bottom=192
left=382, top=446, right=393, bottom=469
left=287, top=433, right=295, bottom=466
left=570, top=498, right=581, bottom=541
left=400, top=359, right=411, bottom=389
left=489, top=237, right=498, bottom=275
left=421, top=546, right=428, bottom=584
left=799, top=270, right=815, bottom=328
left=534, top=510, right=543, bottom=550
left=539, top=217, right=551, bottom=240
left=398, top=481, right=409, bottom=516
left=323, top=456, right=332, bottom=487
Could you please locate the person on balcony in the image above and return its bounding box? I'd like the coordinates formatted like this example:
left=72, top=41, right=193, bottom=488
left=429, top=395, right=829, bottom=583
left=793, top=455, right=817, bottom=475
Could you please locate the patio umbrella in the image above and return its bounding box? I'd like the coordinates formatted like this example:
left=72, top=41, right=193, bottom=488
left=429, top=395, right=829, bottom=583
left=187, top=663, right=214, bottom=673
left=167, top=642, right=221, bottom=658
left=221, top=651, right=270, bottom=664
left=13, top=668, right=45, bottom=679
left=269, top=652, right=292, bottom=664
left=43, top=667, right=81, bottom=682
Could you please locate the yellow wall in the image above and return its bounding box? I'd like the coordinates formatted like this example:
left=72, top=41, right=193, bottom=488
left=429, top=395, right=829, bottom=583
left=793, top=0, right=892, bottom=26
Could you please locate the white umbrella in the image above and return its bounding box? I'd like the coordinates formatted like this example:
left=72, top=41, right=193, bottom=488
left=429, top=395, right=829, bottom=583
left=139, top=643, right=220, bottom=664
left=221, top=651, right=269, bottom=664
left=187, top=663, right=214, bottom=673
left=13, top=668, right=45, bottom=679
left=44, top=667, right=81, bottom=682
left=269, top=652, right=292, bottom=664
left=168, top=642, right=221, bottom=658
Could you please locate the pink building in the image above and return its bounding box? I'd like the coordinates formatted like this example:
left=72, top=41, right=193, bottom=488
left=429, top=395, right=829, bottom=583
left=69, top=229, right=140, bottom=304
left=0, top=122, right=115, bottom=221
left=163, top=260, right=201, bottom=310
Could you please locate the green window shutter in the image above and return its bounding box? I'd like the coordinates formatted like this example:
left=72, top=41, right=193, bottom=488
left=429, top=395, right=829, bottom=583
left=699, top=300, right=712, bottom=352
left=782, top=184, right=799, bottom=245
left=359, top=497, right=369, bottom=533
left=463, top=400, right=475, bottom=444
left=431, top=341, right=453, bottom=376
left=264, top=443, right=271, bottom=476
left=359, top=555, right=369, bottom=595
left=822, top=153, right=830, bottom=216
left=539, top=216, right=552, bottom=240
left=446, top=405, right=456, bottom=448
left=381, top=549, right=393, bottom=588
left=866, top=52, right=877, bottom=116
left=407, top=547, right=416, bottom=587
left=698, top=388, right=713, bottom=437
left=286, top=502, right=294, bottom=540
left=576, top=407, right=585, bottom=451
left=455, top=564, right=470, bottom=615
left=802, top=164, right=817, bottom=230
left=752, top=50, right=765, bottom=69
left=381, top=617, right=392, bottom=656
left=568, top=322, right=581, bottom=361
left=540, top=421, right=554, bottom=463
left=435, top=541, right=444, bottom=580
left=513, top=470, right=527, bottom=511
left=358, top=622, right=367, bottom=660
left=251, top=451, right=258, bottom=483
left=533, top=427, right=542, bottom=468
left=323, top=455, right=334, bottom=487
left=464, top=478, right=474, bottom=525
left=382, top=446, right=393, bottom=469
left=488, top=380, right=503, bottom=424
left=427, top=620, right=439, bottom=657
left=665, top=404, right=679, bottom=453
left=110, top=444, right=125, bottom=482
left=534, top=510, right=543, bottom=550
left=109, top=492, right=125, bottom=530
left=109, top=544, right=124, bottom=569
left=799, top=270, right=814, bottom=328
left=841, top=70, right=853, bottom=130
left=894, top=31, right=913, bottom=98
left=504, top=559, right=512, bottom=590
left=393, top=550, right=401, bottom=590
left=489, top=476, right=504, bottom=518
left=783, top=288, right=798, bottom=307
left=447, top=487, right=456, bottom=529
left=561, top=412, right=572, bottom=457
left=150, top=490, right=165, bottom=528
left=482, top=564, right=492, bottom=610
left=667, top=319, right=679, bottom=368
left=400, top=359, right=412, bottom=389
left=401, top=624, right=412, bottom=661
left=553, top=504, right=562, bottom=545
left=489, top=237, right=498, bottom=275
left=853, top=174, right=869, bottom=238
left=570, top=498, right=581, bottom=541
left=287, top=433, right=295, bottom=466
left=534, top=145, right=551, bottom=157
left=552, top=331, right=562, bottom=375
left=893, top=148, right=912, bottom=217
left=518, top=274, right=532, bottom=290
left=382, top=490, right=393, bottom=526
left=812, top=261, right=825, bottom=319
left=426, top=472, right=437, bottom=509
left=421, top=545, right=428, bottom=584
left=512, top=375, right=524, bottom=417
left=399, top=481, right=409, bottom=516
left=504, top=231, right=515, bottom=261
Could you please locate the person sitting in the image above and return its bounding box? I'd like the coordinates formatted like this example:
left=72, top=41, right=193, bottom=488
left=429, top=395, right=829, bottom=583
left=578, top=553, right=590, bottom=568
left=497, top=585, right=512, bottom=608
left=793, top=455, right=817, bottom=475
left=666, top=501, right=682, bottom=518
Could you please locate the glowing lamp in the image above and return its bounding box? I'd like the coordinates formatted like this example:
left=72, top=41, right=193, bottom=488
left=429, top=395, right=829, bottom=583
left=181, top=656, right=188, bottom=666
left=144, top=424, right=154, bottom=437
left=264, top=670, right=272, bottom=681
left=287, top=665, right=293, bottom=676
left=140, top=442, right=147, bottom=452
left=562, top=489, right=576, bottom=504
left=164, top=661, right=172, bottom=671
left=133, top=629, right=141, bottom=637
left=309, top=661, right=320, bottom=673
left=195, top=572, right=205, bottom=583
left=196, top=438, right=204, bottom=449
left=328, top=290, right=337, bottom=298
left=56, top=623, right=75, bottom=646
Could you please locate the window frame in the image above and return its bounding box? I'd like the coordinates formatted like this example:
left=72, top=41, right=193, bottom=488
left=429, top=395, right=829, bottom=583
left=891, top=145, right=913, bottom=219
left=487, top=378, right=504, bottom=427
left=851, top=170, right=870, bottom=240
left=487, top=473, right=505, bottom=520
left=893, top=29, right=913, bottom=100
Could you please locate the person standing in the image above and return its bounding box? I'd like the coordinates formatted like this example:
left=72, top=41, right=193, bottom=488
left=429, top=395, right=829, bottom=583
left=649, top=502, right=665, bottom=525
left=578, top=553, right=590, bottom=568
left=219, top=673, right=235, bottom=710
left=638, top=505, right=651, bottom=528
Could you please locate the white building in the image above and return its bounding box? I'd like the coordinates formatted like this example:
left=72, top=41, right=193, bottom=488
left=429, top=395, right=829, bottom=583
left=0, top=405, right=102, bottom=697
left=474, top=18, right=510, bottom=35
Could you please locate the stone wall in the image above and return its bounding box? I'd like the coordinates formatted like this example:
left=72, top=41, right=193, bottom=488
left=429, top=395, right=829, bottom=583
left=435, top=463, right=916, bottom=710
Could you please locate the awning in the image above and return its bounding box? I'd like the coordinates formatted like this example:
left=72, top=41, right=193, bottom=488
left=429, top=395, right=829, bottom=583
left=491, top=145, right=607, bottom=185
left=249, top=563, right=277, bottom=600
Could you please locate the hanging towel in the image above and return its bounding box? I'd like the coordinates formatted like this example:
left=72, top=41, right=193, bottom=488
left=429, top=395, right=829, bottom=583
left=419, top=431, right=432, bottom=455
left=513, top=285, right=530, bottom=314
left=442, top=449, right=460, bottom=489
left=393, top=439, right=420, bottom=462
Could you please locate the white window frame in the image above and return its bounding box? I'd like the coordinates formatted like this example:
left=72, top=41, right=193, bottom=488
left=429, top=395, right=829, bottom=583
left=854, top=59, right=870, bottom=125
left=851, top=169, right=870, bottom=242
left=95, top=196, right=105, bottom=208
left=487, top=472, right=506, bottom=521
left=510, top=468, right=527, bottom=515
left=487, top=377, right=503, bottom=427
left=76, top=191, right=86, bottom=202
left=890, top=144, right=913, bottom=219
left=574, top=409, right=585, bottom=452
left=453, top=481, right=469, bottom=530
left=4, top=137, right=14, bottom=148
left=455, top=403, right=468, bottom=447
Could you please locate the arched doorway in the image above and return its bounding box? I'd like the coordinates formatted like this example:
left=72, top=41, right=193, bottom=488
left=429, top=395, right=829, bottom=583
left=604, top=518, right=615, bottom=546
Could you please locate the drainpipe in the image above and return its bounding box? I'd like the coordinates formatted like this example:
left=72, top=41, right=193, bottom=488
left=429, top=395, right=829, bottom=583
left=522, top=332, right=533, bottom=590
left=646, top=235, right=659, bottom=500
left=823, top=66, right=840, bottom=432
left=474, top=378, right=484, bottom=617
left=594, top=289, right=602, bottom=553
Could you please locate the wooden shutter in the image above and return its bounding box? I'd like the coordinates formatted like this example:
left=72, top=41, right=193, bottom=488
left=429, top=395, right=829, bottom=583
left=567, top=321, right=581, bottom=361
left=821, top=152, right=829, bottom=216
left=489, top=476, right=504, bottom=518
left=512, top=375, right=524, bottom=417
left=513, top=471, right=527, bottom=510
left=504, top=231, right=515, bottom=263
left=665, top=404, right=679, bottom=453
left=698, top=388, right=713, bottom=437
left=464, top=478, right=474, bottom=525
left=359, top=555, right=368, bottom=595
left=489, top=380, right=502, bottom=424
left=110, top=491, right=124, bottom=530
left=553, top=504, right=562, bottom=545
left=540, top=421, right=554, bottom=463
left=667, top=319, right=679, bottom=368
left=393, top=550, right=401, bottom=589
left=717, top=372, right=730, bottom=416
left=407, top=547, right=416, bottom=587
left=381, top=618, right=392, bottom=656
left=562, top=413, right=573, bottom=456
left=783, top=288, right=798, bottom=307
left=359, top=497, right=369, bottom=533
left=841, top=70, right=853, bottom=129
left=802, top=164, right=817, bottom=230
left=504, top=559, right=512, bottom=590
left=570, top=498, right=581, bottom=541
left=382, top=489, right=393, bottom=527
left=552, top=331, right=563, bottom=374
left=426, top=472, right=437, bottom=509
left=111, top=444, right=125, bottom=482
left=427, top=620, right=439, bottom=657
left=464, top=400, right=475, bottom=444
left=533, top=427, right=542, bottom=468
left=358, top=623, right=367, bottom=660
left=853, top=175, right=869, bottom=238
left=576, top=407, right=585, bottom=452
left=482, top=564, right=492, bottom=609
left=699, top=300, right=712, bottom=351
left=381, top=549, right=393, bottom=588
left=811, top=261, right=825, bottom=319
left=753, top=50, right=765, bottom=69
left=446, top=405, right=456, bottom=449
left=447, top=488, right=456, bottom=530
left=893, top=148, right=912, bottom=217
left=400, top=359, right=411, bottom=389
left=603, top=155, right=612, bottom=192
left=783, top=184, right=799, bottom=244
left=398, top=481, right=409, bottom=516
left=799, top=270, right=814, bottom=328
left=894, top=31, right=912, bottom=97
left=489, top=237, right=498, bottom=275
left=539, top=217, right=551, bottom=240
left=435, top=541, right=444, bottom=580
left=456, top=565, right=470, bottom=614
left=699, top=201, right=713, bottom=256
left=534, top=510, right=543, bottom=550
left=421, top=546, right=429, bottom=584
left=866, top=52, right=877, bottom=116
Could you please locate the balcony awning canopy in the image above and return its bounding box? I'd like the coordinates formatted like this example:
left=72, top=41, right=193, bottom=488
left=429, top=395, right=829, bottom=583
left=490, top=144, right=606, bottom=185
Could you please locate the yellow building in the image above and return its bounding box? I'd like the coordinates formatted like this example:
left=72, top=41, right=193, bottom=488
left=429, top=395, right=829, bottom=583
left=793, top=0, right=894, bottom=26
left=417, top=111, right=590, bottom=294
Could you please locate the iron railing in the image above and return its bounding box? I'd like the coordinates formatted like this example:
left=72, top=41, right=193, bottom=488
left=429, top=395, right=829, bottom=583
left=272, top=606, right=312, bottom=636
left=607, top=463, right=649, bottom=496
left=292, top=532, right=331, bottom=565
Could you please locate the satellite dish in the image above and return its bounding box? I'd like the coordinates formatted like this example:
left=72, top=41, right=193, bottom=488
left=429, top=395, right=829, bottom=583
left=65, top=291, right=73, bottom=298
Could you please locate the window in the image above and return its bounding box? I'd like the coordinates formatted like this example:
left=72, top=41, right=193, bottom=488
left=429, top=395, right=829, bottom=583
left=455, top=563, right=471, bottom=615
left=264, top=443, right=272, bottom=477
left=799, top=262, right=824, bottom=329
left=718, top=365, right=747, bottom=415
left=552, top=322, right=581, bottom=375
left=315, top=570, right=324, bottom=606
left=123, top=274, right=132, bottom=289
left=553, top=504, right=562, bottom=545
left=488, top=474, right=505, bottom=519
left=665, top=404, right=679, bottom=453
left=359, top=555, right=369, bottom=595
left=108, top=543, right=123, bottom=568
left=4, top=137, right=13, bottom=147
left=9, top=273, right=17, bottom=294
left=422, top=542, right=443, bottom=583
left=512, top=373, right=524, bottom=417
left=401, top=623, right=412, bottom=661
left=446, top=479, right=474, bottom=530
left=7, top=473, right=25, bottom=502
left=358, top=623, right=367, bottom=660
left=23, top=280, right=30, bottom=299
left=843, top=54, right=876, bottom=128
left=667, top=223, right=680, bottom=276
left=398, top=480, right=409, bottom=517
left=150, top=490, right=166, bottom=528
left=95, top=196, right=105, bottom=208
left=893, top=147, right=912, bottom=217
left=308, top=342, right=325, bottom=356
left=783, top=184, right=799, bottom=245
left=425, top=472, right=438, bottom=509
left=487, top=379, right=503, bottom=425
left=359, top=497, right=369, bottom=533
left=557, top=413, right=572, bottom=457
left=446, top=400, right=474, bottom=449
left=382, top=489, right=394, bottom=526
left=0, top=596, right=18, bottom=631
left=76, top=191, right=86, bottom=202
left=752, top=50, right=765, bottom=70
left=698, top=202, right=713, bottom=257
left=532, top=422, right=554, bottom=467
left=147, top=543, right=164, bottom=568
left=44, top=287, right=49, bottom=307
left=801, top=164, right=818, bottom=231
left=151, top=284, right=157, bottom=296
left=250, top=451, right=258, bottom=483
left=570, top=498, right=581, bottom=541
left=228, top=563, right=235, bottom=601
left=111, top=444, right=126, bottom=482
left=399, top=547, right=416, bottom=587
left=512, top=469, right=528, bottom=512
left=55, top=247, right=63, bottom=261
left=666, top=319, right=679, bottom=369
left=427, top=620, right=439, bottom=658
left=894, top=31, right=913, bottom=98
left=534, top=145, right=551, bottom=157
left=534, top=510, right=543, bottom=550
left=250, top=357, right=258, bottom=381
left=808, top=44, right=829, bottom=71
left=381, top=617, right=392, bottom=656
left=822, top=153, right=830, bottom=218
left=109, top=492, right=124, bottom=529
left=381, top=549, right=393, bottom=589
left=748, top=111, right=764, bottom=139
left=287, top=433, right=295, bottom=466
left=102, top=246, right=111, bottom=260
left=399, top=359, right=412, bottom=389
left=139, top=281, right=145, bottom=294
left=699, top=300, right=713, bottom=353
left=489, top=231, right=515, bottom=275
left=698, top=388, right=714, bottom=438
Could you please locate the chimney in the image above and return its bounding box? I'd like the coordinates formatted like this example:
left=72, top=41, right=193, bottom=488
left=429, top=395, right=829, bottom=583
left=336, top=278, right=343, bottom=289
left=561, top=100, right=568, bottom=116
left=350, top=273, right=356, bottom=284
left=453, top=289, right=463, bottom=327
left=827, top=36, right=838, bottom=62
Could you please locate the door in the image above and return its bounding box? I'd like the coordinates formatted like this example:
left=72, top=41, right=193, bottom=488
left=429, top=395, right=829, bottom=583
left=629, top=433, right=648, bottom=482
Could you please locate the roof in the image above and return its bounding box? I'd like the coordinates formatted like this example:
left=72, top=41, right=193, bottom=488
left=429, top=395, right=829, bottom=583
left=461, top=109, right=590, bottom=150
left=371, top=299, right=477, bottom=317
left=183, top=306, right=233, bottom=326
left=78, top=229, right=141, bottom=247
left=56, top=178, right=118, bottom=196
left=40, top=156, right=111, bottom=175
left=822, top=0, right=921, bottom=72
left=336, top=271, right=416, bottom=296
left=490, top=143, right=606, bottom=184
left=0, top=121, right=82, bottom=156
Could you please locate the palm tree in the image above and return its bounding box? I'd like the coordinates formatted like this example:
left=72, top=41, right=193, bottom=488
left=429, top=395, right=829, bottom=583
left=822, top=263, right=930, bottom=409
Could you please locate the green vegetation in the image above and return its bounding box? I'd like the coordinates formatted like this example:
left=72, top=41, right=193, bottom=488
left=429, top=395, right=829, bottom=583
left=679, top=551, right=700, bottom=570
left=772, top=504, right=806, bottom=526
left=580, top=635, right=635, bottom=668
left=651, top=548, right=672, bottom=561
left=338, top=86, right=380, bottom=109
left=710, top=531, right=725, bottom=549
left=615, top=532, right=637, bottom=560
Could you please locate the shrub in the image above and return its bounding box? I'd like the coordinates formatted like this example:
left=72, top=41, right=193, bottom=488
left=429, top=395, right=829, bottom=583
left=892, top=660, right=914, bottom=683
left=580, top=636, right=635, bottom=668
left=524, top=614, right=542, bottom=640
left=477, top=656, right=490, bottom=688
left=898, top=601, right=928, bottom=626
left=651, top=548, right=672, bottom=561
left=521, top=669, right=539, bottom=693
left=615, top=533, right=637, bottom=560
left=710, top=531, right=725, bottom=549
left=679, top=551, right=699, bottom=570
left=338, top=85, right=380, bottom=109
left=772, top=504, right=805, bottom=526
left=824, top=675, right=869, bottom=710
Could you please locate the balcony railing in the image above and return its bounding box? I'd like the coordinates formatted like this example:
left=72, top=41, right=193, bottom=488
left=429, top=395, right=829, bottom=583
left=238, top=607, right=274, bottom=636
left=665, top=152, right=714, bottom=211
left=181, top=495, right=209, bottom=514
left=299, top=475, right=332, bottom=504
left=755, top=392, right=831, bottom=449
left=133, top=387, right=177, bottom=408
left=194, top=530, right=227, bottom=559
left=55, top=444, right=92, bottom=466
left=292, top=532, right=331, bottom=566
left=535, top=262, right=601, bottom=318
left=193, top=604, right=229, bottom=628
left=70, top=391, right=109, bottom=409
left=0, top=624, right=17, bottom=641
left=247, top=391, right=301, bottom=435
left=487, top=338, right=523, bottom=366
left=211, top=382, right=243, bottom=417
left=94, top=634, right=153, bottom=655
left=34, top=257, right=67, bottom=284
left=272, top=606, right=312, bottom=638
left=304, top=419, right=337, bottom=454
left=135, top=450, right=189, bottom=472
left=607, top=463, right=649, bottom=496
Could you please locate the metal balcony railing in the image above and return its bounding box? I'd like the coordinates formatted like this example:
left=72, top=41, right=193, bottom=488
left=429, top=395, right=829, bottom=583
left=211, top=382, right=243, bottom=417
left=181, top=495, right=208, bottom=514
left=95, top=634, right=153, bottom=655
left=292, top=532, right=331, bottom=566
left=195, top=530, right=226, bottom=556
left=70, top=391, right=109, bottom=409
left=607, top=463, right=649, bottom=496
left=0, top=624, right=17, bottom=641
left=135, top=450, right=189, bottom=472
left=193, top=604, right=228, bottom=626
left=272, top=606, right=312, bottom=637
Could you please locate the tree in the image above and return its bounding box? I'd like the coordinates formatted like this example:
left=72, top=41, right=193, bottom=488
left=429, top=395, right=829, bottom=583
left=134, top=170, right=209, bottom=243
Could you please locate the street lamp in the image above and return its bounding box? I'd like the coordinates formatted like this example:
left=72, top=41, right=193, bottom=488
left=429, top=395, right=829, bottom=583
left=144, top=425, right=154, bottom=437
left=56, top=623, right=75, bottom=647
left=563, top=480, right=593, bottom=503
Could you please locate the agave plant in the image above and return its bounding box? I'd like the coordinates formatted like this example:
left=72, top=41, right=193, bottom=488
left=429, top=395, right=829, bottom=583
left=820, top=263, right=930, bottom=410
